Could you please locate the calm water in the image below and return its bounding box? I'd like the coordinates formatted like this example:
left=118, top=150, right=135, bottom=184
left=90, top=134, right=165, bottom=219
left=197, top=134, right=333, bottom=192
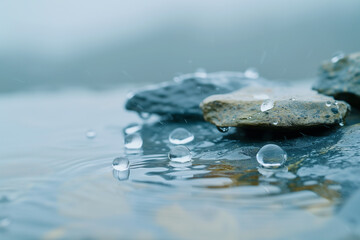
left=1, top=87, right=360, bottom=239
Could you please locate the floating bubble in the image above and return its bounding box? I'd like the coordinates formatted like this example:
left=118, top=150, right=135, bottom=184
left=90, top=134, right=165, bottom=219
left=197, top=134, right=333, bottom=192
left=86, top=130, right=96, bottom=139
left=168, top=146, right=192, bottom=163
left=256, top=144, right=287, bottom=168
left=112, top=157, right=130, bottom=171
left=124, top=123, right=141, bottom=135
left=169, top=128, right=194, bottom=144
left=261, top=99, right=274, bottom=112
left=244, top=68, right=259, bottom=79
left=217, top=126, right=229, bottom=133
left=331, top=51, right=345, bottom=63
left=124, top=133, right=143, bottom=149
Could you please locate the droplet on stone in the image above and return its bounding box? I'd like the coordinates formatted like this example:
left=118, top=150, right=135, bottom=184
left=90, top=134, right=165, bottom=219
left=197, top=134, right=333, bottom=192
left=195, top=68, right=207, bottom=78
left=86, top=130, right=96, bottom=139
left=290, top=97, right=296, bottom=101
left=169, top=128, right=194, bottom=144
left=244, top=68, right=259, bottom=79
left=112, top=157, right=130, bottom=171
left=326, top=101, right=332, bottom=107
left=124, top=123, right=141, bottom=135
left=217, top=126, right=229, bottom=133
left=272, top=120, right=279, bottom=126
left=256, top=144, right=287, bottom=168
left=260, top=99, right=274, bottom=112
left=168, top=146, right=192, bottom=163
left=331, top=51, right=345, bottom=63
left=124, top=133, right=143, bottom=149
left=138, top=112, right=151, bottom=120
left=339, top=121, right=344, bottom=127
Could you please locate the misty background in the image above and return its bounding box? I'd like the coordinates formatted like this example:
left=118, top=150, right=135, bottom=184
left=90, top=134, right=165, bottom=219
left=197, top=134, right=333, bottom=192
left=1, top=0, right=359, bottom=93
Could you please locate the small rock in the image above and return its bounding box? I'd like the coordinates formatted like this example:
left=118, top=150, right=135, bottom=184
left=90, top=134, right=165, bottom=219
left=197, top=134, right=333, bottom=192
left=313, top=52, right=360, bottom=108
left=200, top=86, right=350, bottom=129
left=125, top=71, right=269, bottom=118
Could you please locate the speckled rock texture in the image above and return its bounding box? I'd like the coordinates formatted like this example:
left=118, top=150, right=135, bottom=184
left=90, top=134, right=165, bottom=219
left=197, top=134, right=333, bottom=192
left=313, top=52, right=360, bottom=108
left=201, top=86, right=351, bottom=129
left=125, top=72, right=269, bottom=118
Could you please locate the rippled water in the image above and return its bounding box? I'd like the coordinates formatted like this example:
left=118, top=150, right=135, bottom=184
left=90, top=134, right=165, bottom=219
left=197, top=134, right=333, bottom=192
left=1, top=88, right=360, bottom=239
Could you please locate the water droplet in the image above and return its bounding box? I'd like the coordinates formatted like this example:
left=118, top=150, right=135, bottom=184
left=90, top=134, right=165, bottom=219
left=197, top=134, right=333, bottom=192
left=169, top=128, right=194, bottom=144
left=86, top=130, right=96, bottom=139
left=217, top=126, right=229, bottom=133
left=339, top=121, right=344, bottom=127
left=195, top=68, right=207, bottom=78
left=112, top=157, right=130, bottom=171
left=290, top=97, right=296, bottom=101
left=168, top=146, right=192, bottom=163
left=124, top=123, right=141, bottom=135
left=124, top=133, right=143, bottom=149
left=138, top=112, right=151, bottom=120
left=256, top=144, right=287, bottom=168
left=244, top=68, right=259, bottom=79
left=272, top=120, right=279, bottom=126
left=261, top=99, right=274, bottom=112
left=247, top=116, right=252, bottom=119
left=331, top=51, right=345, bottom=63
left=326, top=101, right=332, bottom=107
left=113, top=169, right=130, bottom=181
left=0, top=217, right=10, bottom=229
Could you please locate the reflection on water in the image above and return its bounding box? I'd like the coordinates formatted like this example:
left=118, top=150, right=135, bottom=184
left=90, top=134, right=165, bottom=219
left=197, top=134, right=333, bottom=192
left=1, top=89, right=359, bottom=239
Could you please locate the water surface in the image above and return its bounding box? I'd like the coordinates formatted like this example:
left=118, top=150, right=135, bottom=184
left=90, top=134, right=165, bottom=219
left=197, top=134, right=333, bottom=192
left=1, top=88, right=359, bottom=239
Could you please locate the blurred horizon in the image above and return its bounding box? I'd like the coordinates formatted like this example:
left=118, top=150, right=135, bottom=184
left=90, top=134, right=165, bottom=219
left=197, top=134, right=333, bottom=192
left=1, top=0, right=360, bottom=93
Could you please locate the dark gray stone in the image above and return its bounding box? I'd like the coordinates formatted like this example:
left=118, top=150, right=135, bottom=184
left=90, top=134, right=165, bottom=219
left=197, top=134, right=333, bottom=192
left=125, top=71, right=269, bottom=118
left=313, top=52, right=360, bottom=108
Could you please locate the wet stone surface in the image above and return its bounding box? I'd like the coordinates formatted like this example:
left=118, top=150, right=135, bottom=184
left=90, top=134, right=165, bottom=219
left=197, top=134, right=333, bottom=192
left=201, top=86, right=350, bottom=129
left=125, top=71, right=270, bottom=118
left=313, top=52, right=360, bottom=108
